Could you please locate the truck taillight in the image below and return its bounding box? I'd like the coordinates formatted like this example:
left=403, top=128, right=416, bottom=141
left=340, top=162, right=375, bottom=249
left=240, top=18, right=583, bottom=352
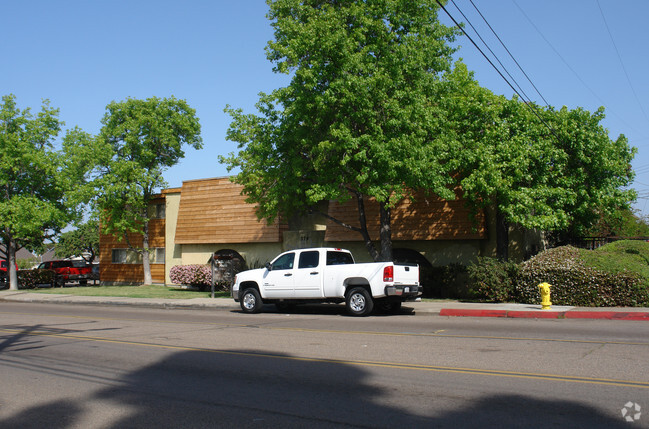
left=383, top=266, right=394, bottom=282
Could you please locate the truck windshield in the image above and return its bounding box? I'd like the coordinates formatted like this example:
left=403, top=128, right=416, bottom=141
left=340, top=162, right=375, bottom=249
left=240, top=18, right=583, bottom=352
left=326, top=251, right=354, bottom=265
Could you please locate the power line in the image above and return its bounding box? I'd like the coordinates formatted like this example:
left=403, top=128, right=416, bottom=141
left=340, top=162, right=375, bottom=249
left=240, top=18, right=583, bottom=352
left=596, top=0, right=649, bottom=124
left=511, top=0, right=648, bottom=140
left=449, top=0, right=535, bottom=106
left=467, top=0, right=550, bottom=107
left=435, top=0, right=559, bottom=139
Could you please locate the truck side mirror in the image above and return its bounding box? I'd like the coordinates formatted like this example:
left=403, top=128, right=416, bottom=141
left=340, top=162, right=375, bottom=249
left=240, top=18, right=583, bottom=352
left=265, top=262, right=272, bottom=271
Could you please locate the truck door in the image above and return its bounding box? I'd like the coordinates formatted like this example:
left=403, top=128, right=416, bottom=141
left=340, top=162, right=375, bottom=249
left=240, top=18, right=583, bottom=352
left=294, top=250, right=322, bottom=298
left=262, top=252, right=295, bottom=298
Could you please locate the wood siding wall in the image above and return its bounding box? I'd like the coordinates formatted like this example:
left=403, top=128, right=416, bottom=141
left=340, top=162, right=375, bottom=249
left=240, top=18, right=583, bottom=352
left=324, top=192, right=486, bottom=242
left=99, top=213, right=166, bottom=284
left=174, top=177, right=286, bottom=244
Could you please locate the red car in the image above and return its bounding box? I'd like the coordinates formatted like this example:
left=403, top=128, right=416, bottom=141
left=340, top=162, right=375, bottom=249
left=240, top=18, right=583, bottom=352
left=0, top=260, right=18, bottom=285
left=37, top=260, right=92, bottom=286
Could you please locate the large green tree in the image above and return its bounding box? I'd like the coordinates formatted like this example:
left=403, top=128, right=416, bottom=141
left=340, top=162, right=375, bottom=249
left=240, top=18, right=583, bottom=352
left=57, top=219, right=99, bottom=263
left=222, top=0, right=460, bottom=261
left=89, top=96, right=202, bottom=284
left=444, top=65, right=636, bottom=259
left=0, top=95, right=80, bottom=290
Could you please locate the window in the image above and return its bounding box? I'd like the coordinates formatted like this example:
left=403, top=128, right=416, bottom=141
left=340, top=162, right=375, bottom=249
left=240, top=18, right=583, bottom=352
left=155, top=248, right=165, bottom=264
left=298, top=251, right=319, bottom=269
left=112, top=248, right=165, bottom=264
left=327, top=251, right=354, bottom=265
left=271, top=253, right=294, bottom=270
left=148, top=203, right=166, bottom=219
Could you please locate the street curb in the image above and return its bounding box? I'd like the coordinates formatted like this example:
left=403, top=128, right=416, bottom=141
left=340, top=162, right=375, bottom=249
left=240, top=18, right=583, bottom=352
left=439, top=308, right=649, bottom=321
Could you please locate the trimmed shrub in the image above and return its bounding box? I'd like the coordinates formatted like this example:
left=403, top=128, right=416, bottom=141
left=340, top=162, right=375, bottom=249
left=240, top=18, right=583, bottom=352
left=515, top=246, right=648, bottom=307
left=426, top=264, right=470, bottom=299
left=169, top=264, right=212, bottom=290
left=18, top=269, right=56, bottom=289
left=467, top=257, right=520, bottom=302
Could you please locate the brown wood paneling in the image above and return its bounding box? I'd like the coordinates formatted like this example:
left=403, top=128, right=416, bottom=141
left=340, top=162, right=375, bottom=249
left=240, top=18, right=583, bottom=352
left=99, top=263, right=165, bottom=284
left=324, top=191, right=486, bottom=242
left=99, top=201, right=167, bottom=284
left=174, top=177, right=286, bottom=244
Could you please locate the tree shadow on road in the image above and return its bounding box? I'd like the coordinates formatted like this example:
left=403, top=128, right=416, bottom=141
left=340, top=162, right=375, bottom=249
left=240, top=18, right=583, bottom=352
left=0, top=326, right=635, bottom=428
left=91, top=349, right=631, bottom=428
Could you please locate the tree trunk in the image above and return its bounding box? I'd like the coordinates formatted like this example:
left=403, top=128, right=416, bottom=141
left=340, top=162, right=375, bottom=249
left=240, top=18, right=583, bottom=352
left=496, top=207, right=509, bottom=261
left=141, top=219, right=153, bottom=285
left=355, top=192, right=381, bottom=262
left=8, top=236, right=18, bottom=291
left=379, top=204, right=392, bottom=262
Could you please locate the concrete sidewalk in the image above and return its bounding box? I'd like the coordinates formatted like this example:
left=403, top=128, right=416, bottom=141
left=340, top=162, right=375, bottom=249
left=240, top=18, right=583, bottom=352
left=0, top=290, right=648, bottom=320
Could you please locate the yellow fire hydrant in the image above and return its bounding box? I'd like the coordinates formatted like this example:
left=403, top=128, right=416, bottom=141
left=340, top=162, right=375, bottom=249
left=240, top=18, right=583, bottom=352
left=538, top=282, right=552, bottom=310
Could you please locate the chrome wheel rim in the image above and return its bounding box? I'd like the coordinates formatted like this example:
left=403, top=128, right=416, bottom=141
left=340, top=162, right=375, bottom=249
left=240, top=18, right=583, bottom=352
left=350, top=293, right=365, bottom=312
left=243, top=292, right=256, bottom=310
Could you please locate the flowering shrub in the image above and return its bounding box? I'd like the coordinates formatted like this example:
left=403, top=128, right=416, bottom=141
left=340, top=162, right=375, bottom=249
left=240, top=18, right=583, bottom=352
left=169, top=265, right=212, bottom=290
left=515, top=246, right=649, bottom=307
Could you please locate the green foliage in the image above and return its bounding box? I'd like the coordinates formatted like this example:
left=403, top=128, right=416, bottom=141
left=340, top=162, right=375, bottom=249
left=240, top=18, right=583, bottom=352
left=453, top=77, right=637, bottom=240
left=17, top=269, right=55, bottom=289
left=83, top=96, right=202, bottom=284
left=516, top=244, right=649, bottom=307
left=590, top=208, right=649, bottom=237
left=94, top=96, right=202, bottom=238
left=467, top=257, right=520, bottom=302
left=425, top=264, right=469, bottom=299
left=0, top=94, right=86, bottom=289
left=57, top=219, right=99, bottom=263
left=221, top=0, right=460, bottom=261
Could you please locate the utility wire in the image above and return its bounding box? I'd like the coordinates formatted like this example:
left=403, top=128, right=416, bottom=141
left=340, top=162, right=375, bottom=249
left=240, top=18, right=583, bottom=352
left=596, top=0, right=649, bottom=124
left=512, top=0, right=647, bottom=140
left=449, top=0, right=535, bottom=106
left=435, top=0, right=559, bottom=139
left=468, top=0, right=550, bottom=107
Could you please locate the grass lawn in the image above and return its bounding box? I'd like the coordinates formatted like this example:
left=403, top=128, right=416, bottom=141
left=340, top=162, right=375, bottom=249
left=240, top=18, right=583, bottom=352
left=31, top=284, right=231, bottom=299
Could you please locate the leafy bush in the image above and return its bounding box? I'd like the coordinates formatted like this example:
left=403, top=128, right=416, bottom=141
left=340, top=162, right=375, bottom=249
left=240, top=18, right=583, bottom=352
left=516, top=245, right=649, bottom=307
left=426, top=264, right=469, bottom=299
left=18, top=269, right=56, bottom=289
left=467, top=257, right=519, bottom=302
left=169, top=265, right=213, bottom=290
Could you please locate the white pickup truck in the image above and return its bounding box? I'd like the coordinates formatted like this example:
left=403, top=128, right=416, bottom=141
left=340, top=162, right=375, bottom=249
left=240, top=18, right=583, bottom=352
left=231, top=247, right=421, bottom=316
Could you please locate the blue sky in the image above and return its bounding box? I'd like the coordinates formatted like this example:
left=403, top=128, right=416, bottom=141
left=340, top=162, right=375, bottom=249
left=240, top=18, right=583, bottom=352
left=3, top=1, right=649, bottom=215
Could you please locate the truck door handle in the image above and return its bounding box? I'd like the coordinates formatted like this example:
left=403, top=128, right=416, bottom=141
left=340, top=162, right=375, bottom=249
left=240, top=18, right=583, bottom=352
left=310, top=272, right=319, bottom=275
left=284, top=273, right=292, bottom=277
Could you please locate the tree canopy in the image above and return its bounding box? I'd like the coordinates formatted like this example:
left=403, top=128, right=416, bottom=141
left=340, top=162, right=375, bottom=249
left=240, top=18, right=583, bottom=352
left=0, top=95, right=79, bottom=289
left=222, top=0, right=460, bottom=261
left=221, top=0, right=636, bottom=263
left=88, top=96, right=202, bottom=284
left=57, top=219, right=99, bottom=263
left=444, top=65, right=636, bottom=257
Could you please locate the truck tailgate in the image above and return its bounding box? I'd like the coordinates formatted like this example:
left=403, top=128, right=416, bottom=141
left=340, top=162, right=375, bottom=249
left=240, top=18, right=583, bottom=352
left=394, top=264, right=418, bottom=284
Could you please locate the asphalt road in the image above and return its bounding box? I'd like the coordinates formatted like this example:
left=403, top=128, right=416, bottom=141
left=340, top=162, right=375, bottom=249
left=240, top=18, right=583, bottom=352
left=0, top=302, right=647, bottom=428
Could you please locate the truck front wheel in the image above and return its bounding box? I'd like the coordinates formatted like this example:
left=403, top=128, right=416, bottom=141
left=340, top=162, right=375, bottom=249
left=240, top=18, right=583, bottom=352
left=345, top=287, right=374, bottom=317
left=240, top=288, right=263, bottom=314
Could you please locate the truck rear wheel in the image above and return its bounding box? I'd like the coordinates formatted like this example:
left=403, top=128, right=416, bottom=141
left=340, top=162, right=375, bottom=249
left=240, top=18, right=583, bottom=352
left=240, top=288, right=263, bottom=314
left=345, top=287, right=374, bottom=317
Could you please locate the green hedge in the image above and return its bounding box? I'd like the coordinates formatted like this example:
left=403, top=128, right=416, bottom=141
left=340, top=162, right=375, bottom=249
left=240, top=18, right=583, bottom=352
left=515, top=245, right=649, bottom=307
left=454, top=242, right=649, bottom=306
left=467, top=257, right=519, bottom=302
